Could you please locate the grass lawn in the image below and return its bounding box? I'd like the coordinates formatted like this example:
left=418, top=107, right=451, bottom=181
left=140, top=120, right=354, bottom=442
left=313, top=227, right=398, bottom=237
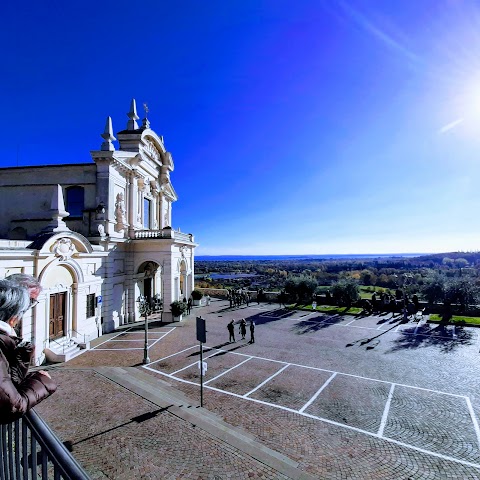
left=288, top=304, right=363, bottom=315
left=429, top=314, right=480, bottom=327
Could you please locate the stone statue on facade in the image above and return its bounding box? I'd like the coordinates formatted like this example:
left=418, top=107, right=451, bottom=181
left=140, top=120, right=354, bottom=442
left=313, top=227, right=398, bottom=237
left=115, top=193, right=127, bottom=232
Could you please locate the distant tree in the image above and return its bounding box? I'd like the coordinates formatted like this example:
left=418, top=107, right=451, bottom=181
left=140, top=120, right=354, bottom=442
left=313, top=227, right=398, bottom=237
left=331, top=279, right=360, bottom=308
left=442, top=257, right=455, bottom=267
left=421, top=273, right=445, bottom=304
left=284, top=274, right=318, bottom=304
left=454, top=258, right=469, bottom=268
left=297, top=275, right=318, bottom=303
left=454, top=258, right=469, bottom=275
left=445, top=277, right=480, bottom=311
left=360, top=269, right=377, bottom=286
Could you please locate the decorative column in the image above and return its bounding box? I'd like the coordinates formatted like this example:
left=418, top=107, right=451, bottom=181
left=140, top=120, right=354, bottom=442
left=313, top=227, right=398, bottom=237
left=128, top=173, right=138, bottom=238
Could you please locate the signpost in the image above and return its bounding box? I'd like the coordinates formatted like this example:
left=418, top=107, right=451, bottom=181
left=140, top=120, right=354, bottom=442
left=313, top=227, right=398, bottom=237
left=196, top=316, right=207, bottom=406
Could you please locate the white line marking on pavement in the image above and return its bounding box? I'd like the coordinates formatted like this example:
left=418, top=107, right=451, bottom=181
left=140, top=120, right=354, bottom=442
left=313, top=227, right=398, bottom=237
left=113, top=332, right=166, bottom=337
left=147, top=345, right=197, bottom=365
left=171, top=349, right=232, bottom=376
left=378, top=383, right=395, bottom=437
left=94, top=347, right=144, bottom=351
left=243, top=364, right=290, bottom=398
left=465, top=396, right=480, bottom=451
left=92, top=327, right=133, bottom=348
left=260, top=311, right=293, bottom=319
left=344, top=318, right=357, bottom=326
left=299, top=373, right=337, bottom=413
left=203, top=345, right=466, bottom=398
left=108, top=339, right=149, bottom=342
left=142, top=369, right=480, bottom=471
left=148, top=327, right=176, bottom=349
left=204, top=357, right=253, bottom=385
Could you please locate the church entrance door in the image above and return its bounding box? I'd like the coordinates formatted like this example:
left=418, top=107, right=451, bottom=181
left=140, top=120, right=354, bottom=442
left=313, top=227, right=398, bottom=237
left=49, top=292, right=66, bottom=339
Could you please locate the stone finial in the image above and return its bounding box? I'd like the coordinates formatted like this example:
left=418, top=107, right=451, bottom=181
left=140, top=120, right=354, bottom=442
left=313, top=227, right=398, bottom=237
left=101, top=116, right=116, bottom=151
left=43, top=185, right=71, bottom=233
left=127, top=98, right=139, bottom=130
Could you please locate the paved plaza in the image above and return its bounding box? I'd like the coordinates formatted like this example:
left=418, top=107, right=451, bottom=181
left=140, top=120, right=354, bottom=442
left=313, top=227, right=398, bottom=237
left=35, top=299, right=480, bottom=479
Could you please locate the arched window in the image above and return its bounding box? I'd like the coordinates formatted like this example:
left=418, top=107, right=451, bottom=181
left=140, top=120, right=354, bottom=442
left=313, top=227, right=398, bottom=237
left=66, top=186, right=84, bottom=217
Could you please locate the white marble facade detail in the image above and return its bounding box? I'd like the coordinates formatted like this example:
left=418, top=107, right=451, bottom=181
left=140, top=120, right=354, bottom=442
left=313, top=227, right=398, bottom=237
left=0, top=99, right=197, bottom=364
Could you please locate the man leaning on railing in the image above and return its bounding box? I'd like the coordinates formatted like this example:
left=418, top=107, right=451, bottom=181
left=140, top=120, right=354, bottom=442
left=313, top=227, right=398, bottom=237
left=0, top=279, right=57, bottom=424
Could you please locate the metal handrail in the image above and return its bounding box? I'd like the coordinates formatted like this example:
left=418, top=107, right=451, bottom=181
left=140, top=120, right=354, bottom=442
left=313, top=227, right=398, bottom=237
left=68, top=329, right=90, bottom=344
left=0, top=409, right=90, bottom=479
left=48, top=338, right=68, bottom=354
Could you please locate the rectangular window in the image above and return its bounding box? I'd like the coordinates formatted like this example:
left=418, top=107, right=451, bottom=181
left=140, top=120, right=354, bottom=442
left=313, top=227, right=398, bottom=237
left=86, top=294, right=95, bottom=318
left=143, top=198, right=151, bottom=229
left=66, top=186, right=85, bottom=217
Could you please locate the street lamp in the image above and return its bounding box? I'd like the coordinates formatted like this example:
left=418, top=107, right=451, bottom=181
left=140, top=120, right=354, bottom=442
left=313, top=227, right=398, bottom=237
left=137, top=295, right=151, bottom=364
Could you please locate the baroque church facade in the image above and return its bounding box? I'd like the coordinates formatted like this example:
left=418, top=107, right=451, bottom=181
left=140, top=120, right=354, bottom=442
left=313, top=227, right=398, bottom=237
left=0, top=100, right=197, bottom=365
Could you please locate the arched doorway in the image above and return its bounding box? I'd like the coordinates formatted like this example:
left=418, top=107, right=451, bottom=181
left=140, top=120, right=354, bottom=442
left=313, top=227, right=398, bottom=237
left=136, top=261, right=162, bottom=314
left=42, top=265, right=75, bottom=340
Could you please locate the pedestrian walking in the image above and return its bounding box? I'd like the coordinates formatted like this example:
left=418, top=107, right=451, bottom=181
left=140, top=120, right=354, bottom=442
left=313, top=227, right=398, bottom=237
left=239, top=318, right=247, bottom=339
left=187, top=297, right=192, bottom=315
left=249, top=320, right=255, bottom=344
left=206, top=295, right=211, bottom=306
left=227, top=320, right=235, bottom=343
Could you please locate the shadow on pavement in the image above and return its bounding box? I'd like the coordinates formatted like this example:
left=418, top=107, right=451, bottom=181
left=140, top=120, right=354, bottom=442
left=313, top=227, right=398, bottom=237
left=125, top=320, right=169, bottom=331
left=244, top=309, right=297, bottom=326
left=208, top=342, right=251, bottom=356
left=291, top=314, right=344, bottom=334
left=387, top=324, right=475, bottom=354
left=345, top=320, right=403, bottom=349
left=68, top=406, right=173, bottom=448
left=187, top=342, right=230, bottom=357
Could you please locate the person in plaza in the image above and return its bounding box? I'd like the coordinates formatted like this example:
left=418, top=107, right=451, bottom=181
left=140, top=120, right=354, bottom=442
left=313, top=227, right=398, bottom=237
left=227, top=319, right=235, bottom=343
left=0, top=280, right=57, bottom=424
left=249, top=320, right=255, bottom=344
left=183, top=297, right=188, bottom=315
left=206, top=294, right=211, bottom=306
left=239, top=318, right=247, bottom=340
left=187, top=297, right=192, bottom=315
left=412, top=293, right=419, bottom=311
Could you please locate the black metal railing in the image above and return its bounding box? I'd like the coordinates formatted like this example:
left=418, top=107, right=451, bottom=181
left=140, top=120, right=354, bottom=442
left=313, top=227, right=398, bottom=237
left=0, top=409, right=89, bottom=480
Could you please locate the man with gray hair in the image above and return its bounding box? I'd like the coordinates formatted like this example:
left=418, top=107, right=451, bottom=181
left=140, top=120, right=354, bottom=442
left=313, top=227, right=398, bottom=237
left=5, top=274, right=42, bottom=307
left=0, top=280, right=56, bottom=424
left=5, top=274, right=42, bottom=337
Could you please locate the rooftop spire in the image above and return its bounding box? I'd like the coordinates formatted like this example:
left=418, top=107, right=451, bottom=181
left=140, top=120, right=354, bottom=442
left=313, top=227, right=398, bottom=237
left=127, top=98, right=139, bottom=130
left=101, top=116, right=116, bottom=151
left=43, top=185, right=70, bottom=233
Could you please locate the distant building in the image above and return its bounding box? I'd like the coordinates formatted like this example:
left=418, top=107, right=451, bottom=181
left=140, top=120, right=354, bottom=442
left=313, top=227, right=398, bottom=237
left=0, top=99, right=197, bottom=364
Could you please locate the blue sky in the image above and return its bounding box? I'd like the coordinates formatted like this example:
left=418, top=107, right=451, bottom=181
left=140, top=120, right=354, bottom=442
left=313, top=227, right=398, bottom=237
left=3, top=0, right=480, bottom=255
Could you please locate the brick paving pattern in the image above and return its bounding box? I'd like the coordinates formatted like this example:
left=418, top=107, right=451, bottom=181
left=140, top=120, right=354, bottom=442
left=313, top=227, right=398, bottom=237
left=35, top=370, right=289, bottom=480
left=38, top=299, right=480, bottom=478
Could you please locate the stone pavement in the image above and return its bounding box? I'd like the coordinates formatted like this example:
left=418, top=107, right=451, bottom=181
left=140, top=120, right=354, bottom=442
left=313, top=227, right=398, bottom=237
left=34, top=299, right=480, bottom=479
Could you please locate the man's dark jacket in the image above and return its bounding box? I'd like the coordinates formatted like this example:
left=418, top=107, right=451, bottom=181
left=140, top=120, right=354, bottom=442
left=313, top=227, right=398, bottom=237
left=0, top=333, right=57, bottom=424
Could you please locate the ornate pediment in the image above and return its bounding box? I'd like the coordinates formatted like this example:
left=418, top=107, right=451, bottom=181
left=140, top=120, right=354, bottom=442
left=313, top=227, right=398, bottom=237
left=52, top=238, right=77, bottom=261
left=143, top=140, right=160, bottom=163
left=160, top=180, right=178, bottom=202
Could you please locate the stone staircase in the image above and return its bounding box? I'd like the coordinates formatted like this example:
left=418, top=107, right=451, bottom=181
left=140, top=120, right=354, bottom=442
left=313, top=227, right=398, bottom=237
left=44, top=337, right=89, bottom=363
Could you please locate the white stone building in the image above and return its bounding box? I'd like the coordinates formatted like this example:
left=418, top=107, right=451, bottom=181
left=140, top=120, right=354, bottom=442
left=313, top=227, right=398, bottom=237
left=0, top=99, right=197, bottom=364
